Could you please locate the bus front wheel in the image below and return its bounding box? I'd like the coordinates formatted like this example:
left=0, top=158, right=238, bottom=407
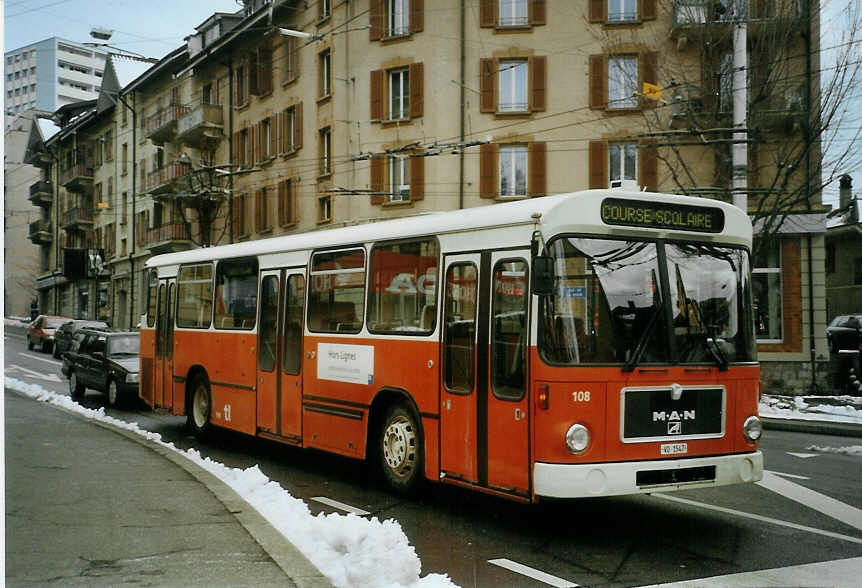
left=187, top=375, right=212, bottom=438
left=378, top=404, right=423, bottom=494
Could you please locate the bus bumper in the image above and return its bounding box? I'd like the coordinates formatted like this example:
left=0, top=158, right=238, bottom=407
left=533, top=451, right=763, bottom=499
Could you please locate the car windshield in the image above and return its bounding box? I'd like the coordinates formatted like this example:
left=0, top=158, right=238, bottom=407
left=108, top=336, right=139, bottom=356
left=539, top=237, right=757, bottom=367
left=45, top=317, right=69, bottom=329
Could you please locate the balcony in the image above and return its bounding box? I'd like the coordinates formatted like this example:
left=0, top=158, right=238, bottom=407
left=177, top=104, right=224, bottom=146
left=28, top=219, right=52, bottom=245
left=671, top=0, right=801, bottom=40
left=61, top=163, right=94, bottom=192
left=146, top=163, right=191, bottom=195
left=751, top=81, right=807, bottom=131
left=146, top=105, right=191, bottom=145
left=28, top=179, right=53, bottom=206
left=671, top=85, right=705, bottom=120
left=147, top=222, right=193, bottom=254
left=62, top=206, right=94, bottom=231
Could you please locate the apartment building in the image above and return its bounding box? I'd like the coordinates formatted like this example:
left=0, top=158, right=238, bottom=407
left=25, top=0, right=829, bottom=392
left=5, top=37, right=108, bottom=128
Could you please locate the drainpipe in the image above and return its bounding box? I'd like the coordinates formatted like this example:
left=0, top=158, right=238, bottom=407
left=458, top=0, right=465, bottom=210
left=804, top=0, right=818, bottom=392
left=228, top=57, right=234, bottom=244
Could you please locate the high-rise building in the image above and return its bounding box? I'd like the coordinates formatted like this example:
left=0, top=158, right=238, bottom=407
left=4, top=37, right=108, bottom=128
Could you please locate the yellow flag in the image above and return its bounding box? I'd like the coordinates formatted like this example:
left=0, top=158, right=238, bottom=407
left=642, top=82, right=662, bottom=101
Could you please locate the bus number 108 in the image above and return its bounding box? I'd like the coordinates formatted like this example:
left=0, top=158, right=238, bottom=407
left=572, top=391, right=591, bottom=402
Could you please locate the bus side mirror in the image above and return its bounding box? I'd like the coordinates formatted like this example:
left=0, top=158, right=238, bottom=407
left=532, top=256, right=555, bottom=296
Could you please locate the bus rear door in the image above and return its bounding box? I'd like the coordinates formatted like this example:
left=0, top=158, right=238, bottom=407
left=153, top=278, right=176, bottom=410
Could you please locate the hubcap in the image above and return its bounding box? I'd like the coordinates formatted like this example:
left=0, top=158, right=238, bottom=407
left=193, top=385, right=209, bottom=428
left=382, top=415, right=416, bottom=478
left=108, top=381, right=117, bottom=405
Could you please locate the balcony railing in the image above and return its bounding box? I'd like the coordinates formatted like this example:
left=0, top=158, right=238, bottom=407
left=146, top=163, right=190, bottom=194
left=62, top=206, right=94, bottom=229
left=754, top=81, right=807, bottom=116
left=28, top=219, right=52, bottom=245
left=28, top=179, right=53, bottom=206
left=147, top=222, right=192, bottom=253
left=672, top=0, right=800, bottom=30
left=145, top=104, right=191, bottom=145
left=177, top=103, right=224, bottom=145
left=61, top=163, right=94, bottom=190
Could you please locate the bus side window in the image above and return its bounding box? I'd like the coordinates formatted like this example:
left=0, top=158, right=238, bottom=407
left=214, top=257, right=259, bottom=331
left=283, top=275, right=305, bottom=375
left=308, top=248, right=366, bottom=334
left=443, top=262, right=477, bottom=393
left=491, top=260, right=528, bottom=401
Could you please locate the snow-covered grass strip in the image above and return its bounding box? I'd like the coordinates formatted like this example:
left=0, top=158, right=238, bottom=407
left=5, top=376, right=457, bottom=588
left=806, top=445, right=862, bottom=457
left=759, top=394, right=862, bottom=424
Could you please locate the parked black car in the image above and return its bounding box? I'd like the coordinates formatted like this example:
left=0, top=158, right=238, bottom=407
left=52, top=319, right=109, bottom=358
left=826, top=314, right=862, bottom=354
left=63, top=330, right=140, bottom=407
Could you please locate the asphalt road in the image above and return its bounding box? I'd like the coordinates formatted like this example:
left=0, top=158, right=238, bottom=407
left=5, top=325, right=862, bottom=587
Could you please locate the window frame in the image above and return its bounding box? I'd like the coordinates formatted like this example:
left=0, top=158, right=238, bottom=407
left=753, top=240, right=783, bottom=343
left=388, top=67, right=410, bottom=120
left=213, top=256, right=259, bottom=331
left=388, top=0, right=410, bottom=36
left=388, top=155, right=411, bottom=201
left=608, top=54, right=639, bottom=110
left=498, top=59, right=528, bottom=113
left=608, top=142, right=638, bottom=185
left=498, top=0, right=529, bottom=28
left=608, top=0, right=638, bottom=22
left=499, top=144, right=528, bottom=198
left=307, top=247, right=367, bottom=334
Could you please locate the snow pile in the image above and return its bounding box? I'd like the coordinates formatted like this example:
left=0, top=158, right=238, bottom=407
left=759, top=394, right=862, bottom=424
left=806, top=445, right=862, bottom=457
left=5, top=377, right=456, bottom=588
left=4, top=317, right=30, bottom=329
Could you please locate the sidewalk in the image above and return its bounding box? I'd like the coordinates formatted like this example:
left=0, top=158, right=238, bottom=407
left=4, top=389, right=331, bottom=588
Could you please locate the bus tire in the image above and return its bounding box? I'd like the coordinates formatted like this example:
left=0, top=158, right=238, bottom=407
left=187, top=374, right=212, bottom=438
left=69, top=370, right=85, bottom=400
left=378, top=403, right=423, bottom=494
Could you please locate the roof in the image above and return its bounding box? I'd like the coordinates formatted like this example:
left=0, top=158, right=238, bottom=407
left=122, top=46, right=188, bottom=95
left=147, top=189, right=754, bottom=269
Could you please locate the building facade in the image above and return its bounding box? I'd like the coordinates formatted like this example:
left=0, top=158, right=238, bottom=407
left=25, top=0, right=831, bottom=392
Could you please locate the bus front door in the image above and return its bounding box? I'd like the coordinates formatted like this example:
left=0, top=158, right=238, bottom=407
left=153, top=278, right=176, bottom=410
left=256, top=269, right=304, bottom=440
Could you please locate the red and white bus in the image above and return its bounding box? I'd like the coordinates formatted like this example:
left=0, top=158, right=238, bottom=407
left=141, top=187, right=763, bottom=501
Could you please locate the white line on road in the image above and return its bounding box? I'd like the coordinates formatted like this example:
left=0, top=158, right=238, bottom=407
left=488, top=559, right=578, bottom=588
left=766, top=470, right=810, bottom=480
left=639, top=555, right=862, bottom=587
left=19, top=352, right=62, bottom=365
left=757, top=471, right=862, bottom=532
left=787, top=452, right=818, bottom=459
left=654, top=494, right=862, bottom=545
left=310, top=496, right=370, bottom=516
left=5, top=365, right=63, bottom=383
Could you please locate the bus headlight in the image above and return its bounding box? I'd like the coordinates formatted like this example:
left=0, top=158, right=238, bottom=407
left=565, top=424, right=590, bottom=454
left=743, top=415, right=762, bottom=442
left=125, top=373, right=139, bottom=384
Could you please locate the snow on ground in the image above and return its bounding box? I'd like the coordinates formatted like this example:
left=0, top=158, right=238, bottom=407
left=4, top=377, right=457, bottom=588
left=806, top=445, right=862, bottom=457
left=5, top=317, right=30, bottom=328
left=759, top=394, right=862, bottom=424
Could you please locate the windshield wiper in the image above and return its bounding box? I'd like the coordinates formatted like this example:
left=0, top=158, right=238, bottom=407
left=623, top=299, right=665, bottom=373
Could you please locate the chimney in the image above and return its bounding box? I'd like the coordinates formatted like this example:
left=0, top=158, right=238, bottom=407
left=839, top=174, right=853, bottom=209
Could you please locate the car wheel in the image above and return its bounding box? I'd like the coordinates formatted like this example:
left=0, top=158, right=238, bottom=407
left=52, top=345, right=60, bottom=359
left=378, top=403, right=423, bottom=495
left=106, top=378, right=123, bottom=408
left=69, top=371, right=85, bottom=400
left=187, top=374, right=212, bottom=438
left=42, top=340, right=52, bottom=354
left=27, top=339, right=34, bottom=351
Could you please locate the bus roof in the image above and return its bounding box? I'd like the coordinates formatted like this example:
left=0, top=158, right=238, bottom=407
left=145, top=189, right=752, bottom=268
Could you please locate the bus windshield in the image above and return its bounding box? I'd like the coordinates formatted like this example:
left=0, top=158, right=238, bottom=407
left=540, top=237, right=756, bottom=367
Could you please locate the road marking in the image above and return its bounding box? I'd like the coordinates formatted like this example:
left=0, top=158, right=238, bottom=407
left=654, top=494, right=862, bottom=545
left=757, top=471, right=862, bottom=532
left=787, top=452, right=818, bottom=459
left=19, top=352, right=62, bottom=366
left=310, top=496, right=370, bottom=516
left=766, top=470, right=810, bottom=480
left=488, top=559, right=578, bottom=588
left=640, top=555, right=862, bottom=587
left=5, top=365, right=62, bottom=383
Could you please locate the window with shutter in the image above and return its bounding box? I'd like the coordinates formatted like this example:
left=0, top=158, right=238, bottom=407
left=278, top=179, right=296, bottom=226
left=481, top=56, right=544, bottom=115
left=283, top=37, right=299, bottom=84
left=481, top=0, right=545, bottom=28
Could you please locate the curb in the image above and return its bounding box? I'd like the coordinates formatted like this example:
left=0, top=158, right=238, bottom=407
left=763, top=417, right=862, bottom=439
left=8, top=388, right=334, bottom=588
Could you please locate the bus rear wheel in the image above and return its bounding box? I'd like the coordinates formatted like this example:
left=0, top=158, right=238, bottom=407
left=378, top=404, right=423, bottom=494
left=187, top=375, right=212, bottom=438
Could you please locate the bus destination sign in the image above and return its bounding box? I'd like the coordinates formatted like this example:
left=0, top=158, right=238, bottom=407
left=600, top=198, right=725, bottom=233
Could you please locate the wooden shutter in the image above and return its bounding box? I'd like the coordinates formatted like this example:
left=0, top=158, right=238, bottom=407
left=232, top=195, right=241, bottom=238
left=589, top=141, right=608, bottom=189
left=528, top=142, right=547, bottom=197
left=409, top=62, right=424, bottom=118
left=530, top=0, right=546, bottom=25
left=270, top=115, right=278, bottom=157
left=641, top=0, right=657, bottom=21
left=294, top=103, right=303, bottom=150
left=590, top=0, right=606, bottom=23
left=370, top=0, right=384, bottom=40
left=370, top=156, right=385, bottom=205
left=639, top=141, right=658, bottom=192
left=639, top=51, right=658, bottom=108
left=259, top=46, right=273, bottom=95
left=589, top=54, right=606, bottom=109
left=370, top=69, right=384, bottom=120
left=529, top=56, right=546, bottom=112
left=410, top=154, right=424, bottom=201
left=249, top=51, right=260, bottom=95
left=480, top=58, right=497, bottom=113
left=277, top=181, right=287, bottom=225
left=479, top=143, right=499, bottom=198
left=410, top=0, right=424, bottom=33
left=479, top=0, right=495, bottom=27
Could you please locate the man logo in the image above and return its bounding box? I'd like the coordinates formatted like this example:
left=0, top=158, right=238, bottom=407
left=668, top=421, right=682, bottom=435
